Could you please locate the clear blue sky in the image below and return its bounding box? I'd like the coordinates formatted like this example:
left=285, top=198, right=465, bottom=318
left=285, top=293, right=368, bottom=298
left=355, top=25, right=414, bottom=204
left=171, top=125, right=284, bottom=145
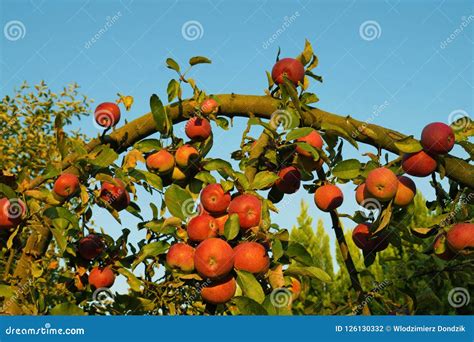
left=1, top=0, right=472, bottom=291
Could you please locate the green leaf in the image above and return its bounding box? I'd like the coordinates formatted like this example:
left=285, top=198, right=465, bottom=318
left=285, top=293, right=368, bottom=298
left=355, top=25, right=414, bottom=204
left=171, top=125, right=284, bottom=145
left=41, top=164, right=61, bottom=180
left=85, top=145, right=118, bottom=168
left=286, top=127, right=313, bottom=141
left=50, top=218, right=69, bottom=253
left=300, top=92, right=319, bottom=105
left=166, top=58, right=180, bottom=73
left=234, top=172, right=250, bottom=190
left=394, top=136, right=423, bottom=153
left=0, top=184, right=17, bottom=199
left=132, top=241, right=170, bottom=270
left=194, top=171, right=216, bottom=184
left=134, top=139, right=162, bottom=153
left=321, top=122, right=359, bottom=149
left=167, top=79, right=180, bottom=102
left=233, top=296, right=268, bottom=315
left=224, top=213, right=240, bottom=240
left=164, top=184, right=193, bottom=220
left=332, top=159, right=361, bottom=180
left=141, top=170, right=163, bottom=190
left=44, top=207, right=80, bottom=230
left=0, top=284, right=14, bottom=298
left=272, top=239, right=283, bottom=261
left=285, top=266, right=332, bottom=283
left=189, top=56, right=212, bottom=66
left=236, top=270, right=265, bottom=304
left=294, top=142, right=320, bottom=160
left=286, top=242, right=313, bottom=265
left=305, top=70, right=323, bottom=83
left=117, top=266, right=142, bottom=292
left=50, top=303, right=85, bottom=315
left=215, top=117, right=230, bottom=130
left=296, top=39, right=313, bottom=66
left=203, top=158, right=233, bottom=177
left=150, top=94, right=169, bottom=135
left=252, top=171, right=279, bottom=190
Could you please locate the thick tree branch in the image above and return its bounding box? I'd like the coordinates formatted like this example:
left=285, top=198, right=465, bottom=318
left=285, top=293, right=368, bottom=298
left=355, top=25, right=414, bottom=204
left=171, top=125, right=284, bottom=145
left=24, top=94, right=473, bottom=190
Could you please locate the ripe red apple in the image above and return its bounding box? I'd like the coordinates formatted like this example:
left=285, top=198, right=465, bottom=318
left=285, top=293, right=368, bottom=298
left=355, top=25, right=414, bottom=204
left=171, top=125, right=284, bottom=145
left=233, top=242, right=269, bottom=274
left=53, top=173, right=80, bottom=198
left=78, top=234, right=104, bottom=260
left=227, top=194, right=262, bottom=230
left=402, top=151, right=437, bottom=177
left=314, top=184, right=343, bottom=212
left=275, top=166, right=301, bottom=194
left=166, top=243, right=195, bottom=272
left=421, top=122, right=455, bottom=154
left=94, top=102, right=121, bottom=128
left=355, top=183, right=370, bottom=205
left=295, top=131, right=323, bottom=157
left=200, top=184, right=231, bottom=214
left=194, top=238, right=234, bottom=279
left=88, top=266, right=115, bottom=288
left=185, top=117, right=212, bottom=141
left=271, top=58, right=305, bottom=85
left=201, top=98, right=219, bottom=115
left=446, top=223, right=474, bottom=251
left=365, top=167, right=398, bottom=201
left=175, top=144, right=199, bottom=168
left=146, top=149, right=175, bottom=174
left=352, top=223, right=388, bottom=252
left=100, top=178, right=130, bottom=211
left=187, top=215, right=218, bottom=242
left=433, top=234, right=456, bottom=261
left=393, top=176, right=416, bottom=207
left=201, top=276, right=236, bottom=304
left=0, top=197, right=25, bottom=229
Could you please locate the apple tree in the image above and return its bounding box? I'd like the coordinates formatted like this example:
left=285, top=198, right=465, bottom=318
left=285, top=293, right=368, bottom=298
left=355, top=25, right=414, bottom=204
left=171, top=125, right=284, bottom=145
left=0, top=40, right=473, bottom=315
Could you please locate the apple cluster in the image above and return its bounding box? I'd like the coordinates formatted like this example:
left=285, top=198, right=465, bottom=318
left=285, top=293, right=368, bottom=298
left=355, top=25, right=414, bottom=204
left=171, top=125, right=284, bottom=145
left=402, top=122, right=455, bottom=177
left=166, top=184, right=271, bottom=305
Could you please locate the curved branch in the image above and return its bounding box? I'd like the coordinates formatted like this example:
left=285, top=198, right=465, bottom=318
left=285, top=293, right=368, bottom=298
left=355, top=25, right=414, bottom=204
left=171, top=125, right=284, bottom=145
left=26, top=94, right=470, bottom=190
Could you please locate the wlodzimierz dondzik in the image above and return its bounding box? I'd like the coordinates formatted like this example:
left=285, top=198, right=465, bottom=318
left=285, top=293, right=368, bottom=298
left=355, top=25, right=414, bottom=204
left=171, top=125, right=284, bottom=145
left=392, top=325, right=466, bottom=332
